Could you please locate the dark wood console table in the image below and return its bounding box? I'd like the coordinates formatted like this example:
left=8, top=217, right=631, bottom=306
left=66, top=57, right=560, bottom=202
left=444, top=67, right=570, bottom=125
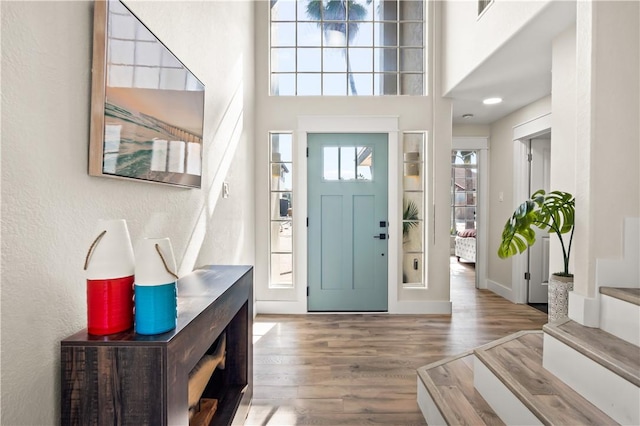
left=61, top=265, right=253, bottom=426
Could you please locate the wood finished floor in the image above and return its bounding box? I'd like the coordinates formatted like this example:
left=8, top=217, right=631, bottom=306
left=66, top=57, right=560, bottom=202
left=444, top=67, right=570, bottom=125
left=246, top=258, right=548, bottom=425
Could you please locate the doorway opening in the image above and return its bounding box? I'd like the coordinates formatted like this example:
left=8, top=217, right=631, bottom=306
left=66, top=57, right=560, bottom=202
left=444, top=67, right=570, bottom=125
left=450, top=137, right=488, bottom=293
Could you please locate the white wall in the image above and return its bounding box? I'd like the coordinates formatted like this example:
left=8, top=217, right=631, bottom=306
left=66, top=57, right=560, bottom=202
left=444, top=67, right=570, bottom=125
left=253, top=1, right=453, bottom=312
left=441, top=0, right=550, bottom=95
left=550, top=24, right=577, bottom=275
left=0, top=1, right=255, bottom=424
left=453, top=124, right=490, bottom=138
left=573, top=1, right=640, bottom=299
left=487, top=96, right=551, bottom=292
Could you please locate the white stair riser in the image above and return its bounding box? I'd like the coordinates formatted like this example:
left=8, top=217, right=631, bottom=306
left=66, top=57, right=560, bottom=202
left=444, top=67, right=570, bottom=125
left=543, top=334, right=640, bottom=425
left=416, top=379, right=446, bottom=426
left=473, top=356, right=542, bottom=426
left=600, top=294, right=640, bottom=346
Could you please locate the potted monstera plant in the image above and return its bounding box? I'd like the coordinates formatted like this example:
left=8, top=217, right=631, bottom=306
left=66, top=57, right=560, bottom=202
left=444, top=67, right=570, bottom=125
left=498, top=190, right=575, bottom=321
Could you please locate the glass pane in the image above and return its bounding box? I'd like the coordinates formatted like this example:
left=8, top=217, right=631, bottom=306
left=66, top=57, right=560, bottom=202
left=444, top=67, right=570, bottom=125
left=340, top=147, right=356, bottom=180
left=453, top=150, right=477, bottom=165
left=271, top=73, right=295, bottom=95
left=271, top=0, right=296, bottom=21
left=350, top=73, right=373, bottom=96
left=271, top=48, right=296, bottom=72
left=298, top=48, right=321, bottom=72
left=403, top=163, right=422, bottom=190
left=298, top=0, right=319, bottom=21
left=402, top=253, right=423, bottom=285
left=323, top=147, right=339, bottom=180
left=271, top=133, right=293, bottom=162
left=374, top=73, right=397, bottom=95
left=374, top=0, right=398, bottom=21
left=297, top=73, right=321, bottom=95
left=271, top=23, right=296, bottom=47
left=271, top=163, right=293, bottom=191
left=348, top=22, right=373, bottom=46
left=270, top=221, right=293, bottom=252
left=400, top=22, right=423, bottom=46
left=374, top=48, right=397, bottom=72
left=374, top=23, right=397, bottom=46
left=324, top=29, right=347, bottom=47
left=323, top=73, right=347, bottom=96
left=356, top=146, right=373, bottom=180
left=349, top=1, right=373, bottom=21
left=400, top=73, right=423, bottom=95
left=402, top=221, right=422, bottom=252
left=271, top=192, right=293, bottom=220
left=323, top=48, right=347, bottom=72
left=404, top=133, right=424, bottom=158
left=403, top=191, right=423, bottom=220
left=271, top=253, right=293, bottom=286
left=298, top=22, right=322, bottom=46
left=454, top=207, right=476, bottom=233
left=347, top=48, right=373, bottom=72
left=400, top=48, right=423, bottom=72
left=399, top=1, right=424, bottom=21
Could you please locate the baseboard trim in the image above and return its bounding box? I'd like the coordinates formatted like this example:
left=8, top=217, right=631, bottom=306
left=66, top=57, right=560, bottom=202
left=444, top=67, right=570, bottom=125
left=486, top=279, right=515, bottom=303
left=256, top=300, right=306, bottom=314
left=391, top=300, right=452, bottom=314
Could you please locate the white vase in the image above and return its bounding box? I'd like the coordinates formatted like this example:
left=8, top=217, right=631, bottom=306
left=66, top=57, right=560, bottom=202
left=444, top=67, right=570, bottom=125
left=134, top=237, right=177, bottom=285
left=548, top=273, right=574, bottom=322
left=85, top=219, right=135, bottom=280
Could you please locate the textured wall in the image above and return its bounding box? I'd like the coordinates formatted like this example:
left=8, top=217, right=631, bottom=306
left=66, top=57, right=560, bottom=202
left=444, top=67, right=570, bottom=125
left=0, top=1, right=255, bottom=424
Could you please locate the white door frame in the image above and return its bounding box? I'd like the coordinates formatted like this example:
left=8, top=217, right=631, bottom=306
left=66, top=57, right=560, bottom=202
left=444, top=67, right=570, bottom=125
left=512, top=113, right=552, bottom=304
left=294, top=116, right=400, bottom=313
left=452, top=137, right=489, bottom=290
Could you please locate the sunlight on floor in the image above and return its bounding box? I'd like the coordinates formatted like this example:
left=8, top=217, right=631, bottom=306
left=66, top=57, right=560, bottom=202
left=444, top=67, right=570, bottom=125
left=253, top=322, right=277, bottom=344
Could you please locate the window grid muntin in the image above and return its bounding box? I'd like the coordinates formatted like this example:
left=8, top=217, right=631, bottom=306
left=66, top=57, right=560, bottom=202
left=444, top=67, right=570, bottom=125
left=270, top=0, right=425, bottom=96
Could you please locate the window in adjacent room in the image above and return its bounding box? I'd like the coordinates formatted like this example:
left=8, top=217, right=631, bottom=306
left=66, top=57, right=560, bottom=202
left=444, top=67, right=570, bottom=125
left=451, top=150, right=477, bottom=236
left=270, top=0, right=425, bottom=96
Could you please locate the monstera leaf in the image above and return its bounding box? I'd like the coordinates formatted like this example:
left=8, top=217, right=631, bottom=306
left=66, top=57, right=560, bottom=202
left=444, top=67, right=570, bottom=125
left=498, top=190, right=575, bottom=276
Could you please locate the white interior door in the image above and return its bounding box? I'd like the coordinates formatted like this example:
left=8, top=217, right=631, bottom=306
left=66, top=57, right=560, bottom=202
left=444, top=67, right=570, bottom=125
left=528, top=137, right=551, bottom=303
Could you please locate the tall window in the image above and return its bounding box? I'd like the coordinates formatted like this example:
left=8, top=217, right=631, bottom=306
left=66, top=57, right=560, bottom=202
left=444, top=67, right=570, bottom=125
left=451, top=150, right=477, bottom=235
left=270, top=133, right=294, bottom=288
left=403, top=132, right=426, bottom=287
left=270, top=0, right=425, bottom=96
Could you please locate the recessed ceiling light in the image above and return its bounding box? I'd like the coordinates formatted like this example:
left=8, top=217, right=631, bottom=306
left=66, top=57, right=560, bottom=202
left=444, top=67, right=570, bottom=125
left=462, top=114, right=474, bottom=119
left=483, top=97, right=503, bottom=105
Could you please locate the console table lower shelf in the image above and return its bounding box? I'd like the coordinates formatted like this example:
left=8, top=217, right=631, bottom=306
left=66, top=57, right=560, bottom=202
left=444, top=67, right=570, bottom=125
left=61, top=265, right=253, bottom=426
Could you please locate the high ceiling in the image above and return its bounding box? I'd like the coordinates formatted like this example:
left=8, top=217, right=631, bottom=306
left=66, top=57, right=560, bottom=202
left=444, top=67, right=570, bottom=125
left=447, top=1, right=577, bottom=125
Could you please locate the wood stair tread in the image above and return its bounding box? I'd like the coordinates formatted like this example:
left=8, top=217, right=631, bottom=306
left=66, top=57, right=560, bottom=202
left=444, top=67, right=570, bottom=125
left=543, top=319, right=640, bottom=387
left=474, top=331, right=617, bottom=426
left=418, top=351, right=504, bottom=425
left=599, top=287, right=640, bottom=306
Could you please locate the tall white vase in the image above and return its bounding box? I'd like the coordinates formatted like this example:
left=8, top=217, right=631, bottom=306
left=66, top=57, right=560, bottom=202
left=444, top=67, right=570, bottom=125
left=84, top=219, right=135, bottom=335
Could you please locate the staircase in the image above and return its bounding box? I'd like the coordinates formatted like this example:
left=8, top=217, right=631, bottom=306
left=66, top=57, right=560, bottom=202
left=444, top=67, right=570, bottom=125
left=417, top=287, right=640, bottom=425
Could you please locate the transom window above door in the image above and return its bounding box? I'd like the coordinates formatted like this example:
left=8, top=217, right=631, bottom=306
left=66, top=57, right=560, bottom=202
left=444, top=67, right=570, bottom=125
left=270, top=0, right=426, bottom=96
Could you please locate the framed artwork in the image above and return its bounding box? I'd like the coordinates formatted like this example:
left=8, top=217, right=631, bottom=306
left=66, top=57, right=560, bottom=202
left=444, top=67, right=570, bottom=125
left=89, top=0, right=205, bottom=188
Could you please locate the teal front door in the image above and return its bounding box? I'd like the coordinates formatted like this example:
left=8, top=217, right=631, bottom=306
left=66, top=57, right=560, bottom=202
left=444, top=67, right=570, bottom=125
left=307, top=133, right=388, bottom=311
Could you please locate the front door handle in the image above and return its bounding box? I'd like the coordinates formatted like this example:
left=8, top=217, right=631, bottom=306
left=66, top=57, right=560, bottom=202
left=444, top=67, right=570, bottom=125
left=373, top=233, right=387, bottom=240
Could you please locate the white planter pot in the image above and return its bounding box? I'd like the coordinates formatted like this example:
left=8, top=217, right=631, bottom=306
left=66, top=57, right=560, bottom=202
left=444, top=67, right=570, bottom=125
left=548, top=274, right=574, bottom=322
